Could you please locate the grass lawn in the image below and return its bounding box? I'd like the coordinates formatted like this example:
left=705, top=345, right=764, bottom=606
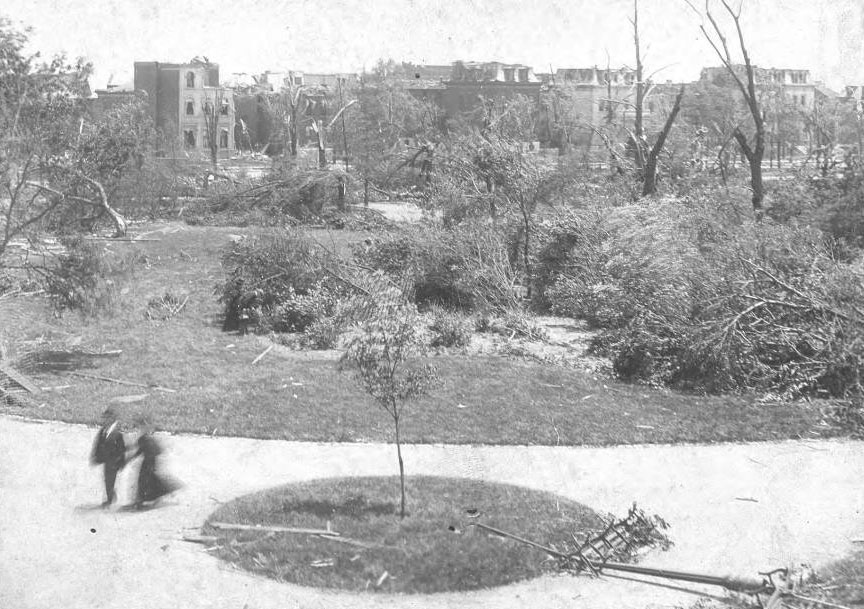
left=203, top=476, right=605, bottom=593
left=807, top=550, right=864, bottom=606
left=0, top=222, right=836, bottom=445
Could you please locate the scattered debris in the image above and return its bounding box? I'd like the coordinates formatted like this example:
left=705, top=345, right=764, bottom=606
left=146, top=293, right=189, bottom=321
left=456, top=403, right=468, bottom=409
left=64, top=371, right=176, bottom=393
left=634, top=425, right=655, bottom=430
left=14, top=348, right=122, bottom=373
left=108, top=394, right=149, bottom=404
left=310, top=558, right=335, bottom=568
left=314, top=534, right=384, bottom=550
left=375, top=571, right=390, bottom=588
left=734, top=497, right=759, bottom=503
left=251, top=345, right=273, bottom=365
left=40, top=385, right=72, bottom=392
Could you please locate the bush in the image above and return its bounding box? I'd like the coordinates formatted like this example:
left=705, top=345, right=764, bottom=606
left=353, top=222, right=521, bottom=312
left=44, top=237, right=140, bottom=316
left=217, top=231, right=345, bottom=333
left=428, top=307, right=473, bottom=348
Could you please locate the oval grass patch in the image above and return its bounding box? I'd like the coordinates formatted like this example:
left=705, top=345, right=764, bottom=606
left=203, top=475, right=605, bottom=593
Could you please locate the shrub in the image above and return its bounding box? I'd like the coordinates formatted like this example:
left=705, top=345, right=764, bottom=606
left=43, top=237, right=139, bottom=316
left=353, top=222, right=521, bottom=312
left=428, top=307, right=473, bottom=348
left=217, top=231, right=344, bottom=333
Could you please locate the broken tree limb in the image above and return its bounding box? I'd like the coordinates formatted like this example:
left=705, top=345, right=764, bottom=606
left=208, top=522, right=340, bottom=536
left=251, top=345, right=273, bottom=365
left=63, top=371, right=176, bottom=393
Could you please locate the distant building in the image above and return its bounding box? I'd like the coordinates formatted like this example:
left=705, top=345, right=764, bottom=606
left=89, top=81, right=139, bottom=120
left=134, top=58, right=235, bottom=156
left=230, top=70, right=352, bottom=155
left=700, top=65, right=819, bottom=160
left=700, top=65, right=816, bottom=109
left=441, top=61, right=542, bottom=116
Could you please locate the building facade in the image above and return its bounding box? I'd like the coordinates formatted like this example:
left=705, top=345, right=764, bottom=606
left=134, top=58, right=236, bottom=156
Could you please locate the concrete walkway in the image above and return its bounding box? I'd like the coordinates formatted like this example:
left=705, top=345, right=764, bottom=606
left=1, top=415, right=862, bottom=609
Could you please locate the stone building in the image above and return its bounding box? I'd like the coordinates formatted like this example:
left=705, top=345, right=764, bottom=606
left=134, top=58, right=235, bottom=157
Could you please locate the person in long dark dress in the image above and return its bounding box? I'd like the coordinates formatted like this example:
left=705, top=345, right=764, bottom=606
left=90, top=408, right=126, bottom=507
left=131, top=418, right=180, bottom=509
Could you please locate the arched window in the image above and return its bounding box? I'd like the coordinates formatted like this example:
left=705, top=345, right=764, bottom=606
left=186, top=71, right=195, bottom=88
left=185, top=99, right=195, bottom=115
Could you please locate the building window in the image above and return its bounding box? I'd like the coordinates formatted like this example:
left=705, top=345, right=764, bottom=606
left=801, top=95, right=806, bottom=107
left=186, top=71, right=195, bottom=88
left=503, top=68, right=514, bottom=82
left=220, top=99, right=229, bottom=115
left=219, top=128, right=229, bottom=148
left=518, top=68, right=528, bottom=82
left=183, top=129, right=196, bottom=149
left=185, top=100, right=195, bottom=115
left=598, top=100, right=606, bottom=111
left=203, top=101, right=214, bottom=116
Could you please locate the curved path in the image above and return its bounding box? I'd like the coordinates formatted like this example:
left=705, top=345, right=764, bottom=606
left=1, top=415, right=863, bottom=609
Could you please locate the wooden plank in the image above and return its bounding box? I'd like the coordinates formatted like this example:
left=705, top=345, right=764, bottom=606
left=64, top=371, right=176, bottom=393
left=208, top=522, right=339, bottom=536
left=0, top=362, right=41, bottom=394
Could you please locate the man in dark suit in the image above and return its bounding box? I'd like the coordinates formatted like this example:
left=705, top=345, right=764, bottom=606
left=90, top=408, right=126, bottom=507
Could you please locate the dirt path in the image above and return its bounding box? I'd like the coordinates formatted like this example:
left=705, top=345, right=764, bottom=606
left=1, top=415, right=862, bottom=609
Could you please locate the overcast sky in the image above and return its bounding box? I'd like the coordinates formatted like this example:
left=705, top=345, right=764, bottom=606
left=2, top=0, right=863, bottom=91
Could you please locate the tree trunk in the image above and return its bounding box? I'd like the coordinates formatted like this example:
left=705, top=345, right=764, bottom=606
left=642, top=86, right=684, bottom=197
left=394, top=415, right=406, bottom=519
left=363, top=178, right=369, bottom=207
left=519, top=195, right=532, bottom=298
left=80, top=175, right=128, bottom=237
left=749, top=154, right=764, bottom=217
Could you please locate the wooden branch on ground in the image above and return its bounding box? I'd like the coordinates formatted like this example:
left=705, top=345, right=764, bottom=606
left=251, top=345, right=273, bottom=365
left=63, top=371, right=177, bottom=393
left=314, top=534, right=385, bottom=550
left=208, top=522, right=340, bottom=536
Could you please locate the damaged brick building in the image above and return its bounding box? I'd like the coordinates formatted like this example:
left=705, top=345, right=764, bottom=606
left=134, top=57, right=236, bottom=157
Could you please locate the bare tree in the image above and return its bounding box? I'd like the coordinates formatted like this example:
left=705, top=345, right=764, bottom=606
left=689, top=0, right=765, bottom=218
left=631, top=0, right=646, bottom=171
left=629, top=0, right=686, bottom=196
left=202, top=91, right=224, bottom=172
